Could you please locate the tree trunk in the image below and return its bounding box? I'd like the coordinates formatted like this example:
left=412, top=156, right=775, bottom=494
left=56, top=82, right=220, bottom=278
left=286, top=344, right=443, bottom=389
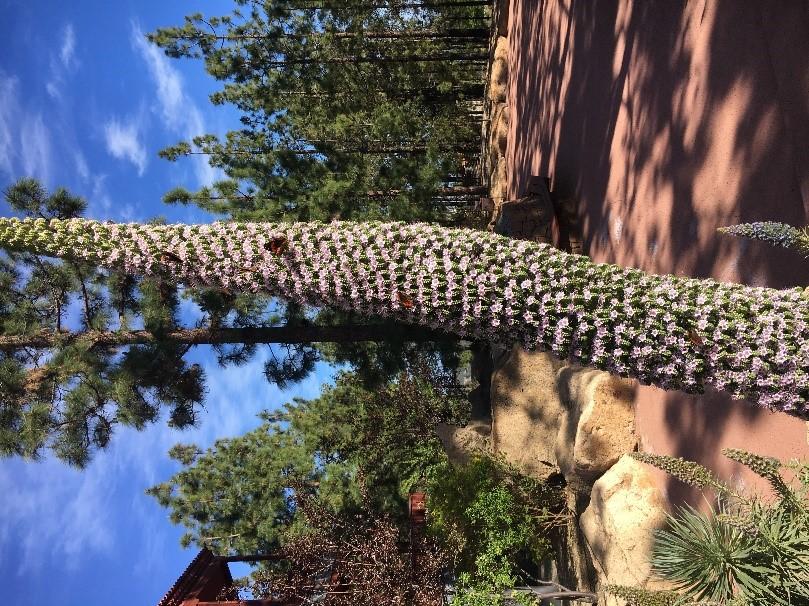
left=181, top=28, right=488, bottom=43
left=0, top=324, right=452, bottom=351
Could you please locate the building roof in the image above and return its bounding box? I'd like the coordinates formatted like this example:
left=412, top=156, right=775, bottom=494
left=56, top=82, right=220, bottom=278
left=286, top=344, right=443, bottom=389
left=156, top=548, right=233, bottom=606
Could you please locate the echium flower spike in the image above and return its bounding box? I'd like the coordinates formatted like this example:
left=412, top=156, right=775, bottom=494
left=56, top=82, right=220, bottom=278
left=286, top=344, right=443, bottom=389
left=718, top=221, right=809, bottom=257
left=722, top=448, right=800, bottom=509
left=630, top=453, right=730, bottom=495
left=605, top=585, right=682, bottom=606
left=1, top=217, right=809, bottom=419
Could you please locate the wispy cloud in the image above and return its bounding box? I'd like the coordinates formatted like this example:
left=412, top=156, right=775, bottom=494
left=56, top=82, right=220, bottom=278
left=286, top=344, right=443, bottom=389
left=0, top=75, right=17, bottom=176
left=74, top=150, right=90, bottom=181
left=131, top=23, right=216, bottom=187
left=0, top=73, right=53, bottom=184
left=104, top=118, right=147, bottom=176
left=46, top=23, right=78, bottom=100
left=20, top=114, right=52, bottom=184
left=59, top=24, right=76, bottom=69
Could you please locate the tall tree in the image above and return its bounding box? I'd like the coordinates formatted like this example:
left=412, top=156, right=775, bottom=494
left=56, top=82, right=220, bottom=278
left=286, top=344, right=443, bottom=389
left=148, top=0, right=489, bottom=224
left=147, top=364, right=467, bottom=554
left=0, top=180, right=208, bottom=466
left=3, top=216, right=807, bottom=419
left=0, top=181, right=449, bottom=466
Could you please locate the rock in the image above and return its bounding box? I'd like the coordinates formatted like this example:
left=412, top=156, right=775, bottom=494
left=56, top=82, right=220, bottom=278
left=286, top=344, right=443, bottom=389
left=495, top=104, right=509, bottom=155
left=493, top=193, right=555, bottom=244
left=579, top=455, right=669, bottom=605
left=556, top=368, right=637, bottom=482
left=489, top=37, right=509, bottom=104
left=490, top=156, right=508, bottom=202
left=490, top=349, right=566, bottom=479
left=435, top=420, right=491, bottom=466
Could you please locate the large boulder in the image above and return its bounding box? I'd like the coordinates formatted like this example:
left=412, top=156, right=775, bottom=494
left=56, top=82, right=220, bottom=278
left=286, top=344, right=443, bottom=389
left=579, top=455, right=670, bottom=605
left=556, top=368, right=637, bottom=483
left=435, top=420, right=491, bottom=466
left=495, top=103, right=509, bottom=155
left=490, top=349, right=566, bottom=479
left=490, top=349, right=638, bottom=485
left=490, top=156, right=509, bottom=202
left=489, top=36, right=509, bottom=104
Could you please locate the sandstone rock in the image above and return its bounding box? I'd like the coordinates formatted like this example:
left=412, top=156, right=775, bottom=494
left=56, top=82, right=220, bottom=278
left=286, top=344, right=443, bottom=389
left=493, top=193, right=555, bottom=244
left=495, top=104, right=509, bottom=155
left=489, top=37, right=509, bottom=104
left=435, top=420, right=491, bottom=466
left=556, top=368, right=637, bottom=482
left=490, top=349, right=566, bottom=479
left=494, top=34, right=509, bottom=63
left=579, top=455, right=669, bottom=605
left=490, top=156, right=508, bottom=202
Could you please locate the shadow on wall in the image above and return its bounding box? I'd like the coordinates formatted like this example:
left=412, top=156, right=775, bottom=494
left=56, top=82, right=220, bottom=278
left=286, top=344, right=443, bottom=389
left=507, top=0, right=809, bottom=286
left=506, top=0, right=809, bottom=505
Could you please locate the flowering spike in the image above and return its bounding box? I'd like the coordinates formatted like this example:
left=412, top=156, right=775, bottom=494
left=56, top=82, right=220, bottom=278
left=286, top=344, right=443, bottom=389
left=718, top=221, right=809, bottom=257
left=630, top=452, right=729, bottom=494
left=2, top=217, right=809, bottom=419
left=721, top=448, right=801, bottom=508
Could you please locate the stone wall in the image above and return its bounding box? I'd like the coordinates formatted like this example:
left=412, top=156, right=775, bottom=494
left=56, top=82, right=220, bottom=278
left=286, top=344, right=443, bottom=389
left=489, top=348, right=670, bottom=602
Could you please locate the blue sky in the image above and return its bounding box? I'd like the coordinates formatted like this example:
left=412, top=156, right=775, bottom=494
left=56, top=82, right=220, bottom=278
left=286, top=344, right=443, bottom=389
left=0, top=2, right=335, bottom=604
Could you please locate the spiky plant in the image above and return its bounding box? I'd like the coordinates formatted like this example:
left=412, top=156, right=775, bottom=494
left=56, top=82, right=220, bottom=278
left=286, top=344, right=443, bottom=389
left=1, top=217, right=809, bottom=418
left=719, top=221, right=809, bottom=257
left=652, top=504, right=773, bottom=603
left=633, top=450, right=809, bottom=605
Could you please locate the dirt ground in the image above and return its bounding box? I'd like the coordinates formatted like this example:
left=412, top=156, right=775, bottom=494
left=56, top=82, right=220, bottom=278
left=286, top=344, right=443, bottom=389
left=501, top=0, right=809, bottom=504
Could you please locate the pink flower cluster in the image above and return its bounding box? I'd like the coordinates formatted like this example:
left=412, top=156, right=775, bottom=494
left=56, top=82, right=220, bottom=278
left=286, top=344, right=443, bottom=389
left=1, top=217, right=807, bottom=419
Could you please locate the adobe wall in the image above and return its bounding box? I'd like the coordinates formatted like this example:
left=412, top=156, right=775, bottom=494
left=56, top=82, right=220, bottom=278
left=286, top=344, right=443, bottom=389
left=505, top=0, right=809, bottom=502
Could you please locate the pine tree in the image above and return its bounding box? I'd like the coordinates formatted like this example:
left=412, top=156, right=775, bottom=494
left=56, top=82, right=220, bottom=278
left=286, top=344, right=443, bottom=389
left=0, top=181, right=448, bottom=466
left=147, top=365, right=466, bottom=554
left=148, top=0, right=488, bottom=224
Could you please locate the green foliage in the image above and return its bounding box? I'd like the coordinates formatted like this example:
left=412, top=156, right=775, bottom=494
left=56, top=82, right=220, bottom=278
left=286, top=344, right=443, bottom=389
left=426, top=455, right=565, bottom=605
left=634, top=450, right=809, bottom=605
left=148, top=2, right=488, bottom=225
left=606, top=585, right=696, bottom=606
left=148, top=362, right=471, bottom=554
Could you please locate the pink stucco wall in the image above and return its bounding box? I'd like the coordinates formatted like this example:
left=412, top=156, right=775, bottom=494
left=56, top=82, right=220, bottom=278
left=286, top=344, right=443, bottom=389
left=506, top=0, right=809, bottom=503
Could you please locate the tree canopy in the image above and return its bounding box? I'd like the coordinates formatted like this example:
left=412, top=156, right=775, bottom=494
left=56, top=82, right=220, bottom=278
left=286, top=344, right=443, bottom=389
left=147, top=363, right=469, bottom=554
left=0, top=180, right=462, bottom=466
left=149, top=0, right=489, bottom=224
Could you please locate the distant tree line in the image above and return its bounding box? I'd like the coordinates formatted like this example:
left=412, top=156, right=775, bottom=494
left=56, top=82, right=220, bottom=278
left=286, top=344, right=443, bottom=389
left=149, top=0, right=491, bottom=223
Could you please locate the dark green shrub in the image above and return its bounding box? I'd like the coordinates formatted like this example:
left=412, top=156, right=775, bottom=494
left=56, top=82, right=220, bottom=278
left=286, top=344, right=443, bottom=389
left=614, top=451, right=809, bottom=605
left=425, top=455, right=566, bottom=605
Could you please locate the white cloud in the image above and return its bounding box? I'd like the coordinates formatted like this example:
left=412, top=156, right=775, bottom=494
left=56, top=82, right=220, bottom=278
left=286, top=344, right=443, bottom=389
left=20, top=114, right=52, bottom=184
left=0, top=75, right=17, bottom=176
left=45, top=81, right=60, bottom=100
left=104, top=118, right=147, bottom=176
left=59, top=24, right=76, bottom=69
left=46, top=24, right=78, bottom=100
left=131, top=23, right=216, bottom=187
left=74, top=150, right=90, bottom=181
